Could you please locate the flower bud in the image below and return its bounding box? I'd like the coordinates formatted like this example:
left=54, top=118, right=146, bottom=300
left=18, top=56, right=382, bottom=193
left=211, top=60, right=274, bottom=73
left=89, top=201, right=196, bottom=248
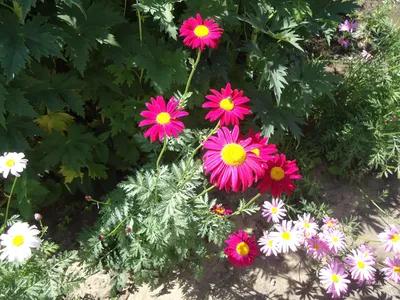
left=126, top=227, right=132, bottom=233
left=85, top=195, right=92, bottom=201
left=393, top=115, right=397, bottom=121
left=98, top=235, right=104, bottom=241
left=34, top=213, right=42, bottom=221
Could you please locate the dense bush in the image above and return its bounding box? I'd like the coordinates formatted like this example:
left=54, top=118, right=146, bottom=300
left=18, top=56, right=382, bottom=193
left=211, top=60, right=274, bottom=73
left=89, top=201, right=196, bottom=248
left=0, top=0, right=356, bottom=218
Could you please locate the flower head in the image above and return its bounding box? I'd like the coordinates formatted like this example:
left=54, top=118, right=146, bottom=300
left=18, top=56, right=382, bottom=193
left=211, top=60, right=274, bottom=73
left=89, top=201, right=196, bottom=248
left=258, top=231, right=279, bottom=257
left=261, top=198, right=286, bottom=223
left=0, top=222, right=41, bottom=262
left=179, top=14, right=223, bottom=51
left=339, top=20, right=358, bottom=32
left=203, top=83, right=251, bottom=126
left=0, top=152, right=28, bottom=178
left=324, top=229, right=346, bottom=254
left=203, top=126, right=264, bottom=192
left=244, top=129, right=278, bottom=162
left=345, top=249, right=376, bottom=282
left=139, top=96, right=188, bottom=142
left=257, top=154, right=302, bottom=198
left=270, top=220, right=300, bottom=253
left=378, top=224, right=400, bottom=254
left=361, top=50, right=373, bottom=61
left=322, top=216, right=339, bottom=231
left=338, top=38, right=350, bottom=48
left=305, top=236, right=330, bottom=260
left=382, top=256, right=400, bottom=284
left=224, top=230, right=259, bottom=267
left=210, top=204, right=232, bottom=216
left=295, top=213, right=318, bottom=238
left=319, top=259, right=350, bottom=298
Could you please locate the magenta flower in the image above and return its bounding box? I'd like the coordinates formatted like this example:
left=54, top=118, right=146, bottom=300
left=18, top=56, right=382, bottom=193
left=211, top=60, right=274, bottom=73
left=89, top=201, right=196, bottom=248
left=258, top=231, right=279, bottom=257
left=339, top=20, right=358, bottom=32
left=139, top=96, right=188, bottom=142
left=378, top=224, right=400, bottom=254
left=321, top=216, right=339, bottom=231
left=210, top=204, right=232, bottom=216
left=261, top=198, right=287, bottom=223
left=179, top=14, right=223, bottom=51
left=202, top=126, right=265, bottom=192
left=203, top=83, right=251, bottom=126
left=382, top=256, right=400, bottom=284
left=305, top=236, right=330, bottom=260
left=319, top=259, right=351, bottom=298
left=224, top=230, right=259, bottom=267
left=338, top=38, right=350, bottom=48
left=345, top=249, right=376, bottom=282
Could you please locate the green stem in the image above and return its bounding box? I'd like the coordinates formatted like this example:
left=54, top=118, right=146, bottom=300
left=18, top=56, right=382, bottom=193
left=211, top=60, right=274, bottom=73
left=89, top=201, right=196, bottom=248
left=371, top=200, right=400, bottom=225
left=124, top=0, right=127, bottom=17
left=188, top=185, right=215, bottom=204
left=2, top=177, right=18, bottom=231
left=0, top=2, right=14, bottom=11
left=88, top=199, right=108, bottom=205
left=230, top=193, right=262, bottom=217
left=183, top=48, right=202, bottom=99
left=104, top=216, right=129, bottom=238
left=137, top=4, right=144, bottom=83
left=155, top=136, right=168, bottom=201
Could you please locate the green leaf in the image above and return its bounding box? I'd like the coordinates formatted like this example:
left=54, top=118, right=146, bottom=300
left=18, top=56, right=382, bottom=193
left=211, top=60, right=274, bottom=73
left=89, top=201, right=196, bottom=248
left=261, top=62, right=288, bottom=104
left=87, top=163, right=108, bottom=180
left=34, top=111, right=75, bottom=133
left=5, top=88, right=37, bottom=117
left=16, top=0, right=37, bottom=19
left=60, top=165, right=84, bottom=184
left=0, top=83, right=8, bottom=127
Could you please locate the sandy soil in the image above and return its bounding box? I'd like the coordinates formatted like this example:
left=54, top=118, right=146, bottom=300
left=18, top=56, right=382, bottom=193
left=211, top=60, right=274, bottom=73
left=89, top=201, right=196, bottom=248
left=69, top=174, right=400, bottom=300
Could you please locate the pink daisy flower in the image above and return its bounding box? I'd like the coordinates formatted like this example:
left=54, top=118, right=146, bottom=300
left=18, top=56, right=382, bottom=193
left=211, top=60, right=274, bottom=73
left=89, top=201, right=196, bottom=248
left=382, top=256, right=400, bottom=284
left=305, top=236, right=330, bottom=260
left=345, top=249, right=376, bottom=282
left=261, top=198, right=286, bottom=223
left=338, top=38, right=350, bottom=48
left=324, top=229, right=346, bottom=254
left=258, top=231, right=279, bottom=256
left=224, top=230, right=259, bottom=267
left=244, top=129, right=278, bottom=162
left=358, top=244, right=376, bottom=262
left=202, top=126, right=264, bottom=192
left=210, top=204, right=232, bottom=216
left=321, top=216, right=339, bottom=231
left=295, top=213, right=318, bottom=238
left=378, top=224, right=400, bottom=253
left=179, top=14, right=223, bottom=52
left=270, top=220, right=300, bottom=253
left=338, top=20, right=358, bottom=32
left=319, top=259, right=351, bottom=298
left=257, top=154, right=302, bottom=198
left=202, top=83, right=251, bottom=126
left=361, top=50, right=373, bottom=61
left=139, top=96, right=188, bottom=142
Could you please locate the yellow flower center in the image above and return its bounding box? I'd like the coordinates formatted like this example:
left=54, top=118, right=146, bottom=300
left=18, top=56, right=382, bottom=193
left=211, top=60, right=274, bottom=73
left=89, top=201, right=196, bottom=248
left=219, top=98, right=234, bottom=111
left=357, top=261, right=365, bottom=269
left=156, top=112, right=171, bottom=125
left=215, top=207, right=224, bottom=215
left=12, top=235, right=24, bottom=247
left=332, top=237, right=338, bottom=243
left=271, top=207, right=278, bottom=214
left=282, top=232, right=291, bottom=241
left=327, top=221, right=333, bottom=227
left=392, top=234, right=400, bottom=242
left=251, top=148, right=260, bottom=156
left=194, top=25, right=210, bottom=37
left=270, top=167, right=285, bottom=181
left=5, top=159, right=15, bottom=167
left=221, top=143, right=246, bottom=166
left=267, top=240, right=273, bottom=247
left=394, top=266, right=400, bottom=273
left=331, top=274, right=339, bottom=283
left=304, top=222, right=310, bottom=228
left=236, top=241, right=249, bottom=256
left=313, top=244, right=319, bottom=250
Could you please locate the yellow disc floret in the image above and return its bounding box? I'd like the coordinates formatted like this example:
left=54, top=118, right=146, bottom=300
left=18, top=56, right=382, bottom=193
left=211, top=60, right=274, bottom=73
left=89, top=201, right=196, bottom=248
left=221, top=143, right=246, bottom=166
left=394, top=266, right=400, bottom=273
left=12, top=235, right=24, bottom=247
left=392, top=234, right=400, bottom=242
left=331, top=274, right=339, bottom=283
left=236, top=241, right=249, bottom=256
left=5, top=159, right=15, bottom=167
left=220, top=98, right=234, bottom=111
left=271, top=207, right=278, bottom=214
left=357, top=261, right=365, bottom=269
left=156, top=112, right=171, bottom=125
left=282, top=232, right=291, bottom=241
left=270, top=167, right=285, bottom=181
left=194, top=25, right=210, bottom=37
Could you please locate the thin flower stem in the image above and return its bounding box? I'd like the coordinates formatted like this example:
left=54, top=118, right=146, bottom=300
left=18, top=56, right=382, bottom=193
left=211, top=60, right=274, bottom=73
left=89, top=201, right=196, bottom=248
left=88, top=198, right=108, bottom=205
left=124, top=0, right=127, bottom=17
left=177, top=121, right=220, bottom=185
left=155, top=136, right=168, bottom=201
left=105, top=216, right=130, bottom=238
left=348, top=232, right=380, bottom=243
left=2, top=177, right=18, bottom=231
left=230, top=193, right=262, bottom=217
left=371, top=200, right=400, bottom=225
left=136, top=4, right=144, bottom=83
left=0, top=2, right=14, bottom=11
left=188, top=185, right=215, bottom=204
left=183, top=48, right=202, bottom=99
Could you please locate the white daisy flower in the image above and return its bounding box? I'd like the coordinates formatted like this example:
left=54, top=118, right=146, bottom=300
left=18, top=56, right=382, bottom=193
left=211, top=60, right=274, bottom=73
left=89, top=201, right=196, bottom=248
left=0, top=152, right=28, bottom=178
left=295, top=213, right=318, bottom=238
left=258, top=231, right=279, bottom=256
left=270, top=220, right=300, bottom=253
left=0, top=222, right=41, bottom=262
